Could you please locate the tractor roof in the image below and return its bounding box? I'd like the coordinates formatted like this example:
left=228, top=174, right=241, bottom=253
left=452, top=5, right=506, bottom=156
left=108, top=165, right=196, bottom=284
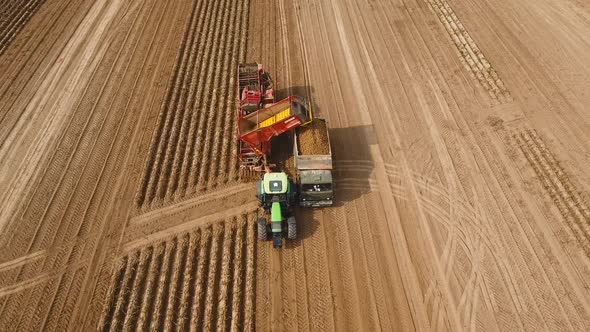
left=263, top=172, right=289, bottom=194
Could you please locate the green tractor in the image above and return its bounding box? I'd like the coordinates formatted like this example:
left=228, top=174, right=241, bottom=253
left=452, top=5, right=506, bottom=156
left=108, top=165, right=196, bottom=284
left=256, top=172, right=297, bottom=248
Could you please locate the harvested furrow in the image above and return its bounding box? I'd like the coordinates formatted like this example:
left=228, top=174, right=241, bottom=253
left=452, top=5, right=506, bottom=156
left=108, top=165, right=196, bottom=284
left=120, top=248, right=152, bottom=332
left=243, top=215, right=256, bottom=331
left=137, top=0, right=251, bottom=209
left=202, top=0, right=240, bottom=189
left=216, top=220, right=236, bottom=331
left=0, top=0, right=45, bottom=55
left=176, top=231, right=201, bottom=332
left=174, top=0, right=218, bottom=197
left=138, top=0, right=211, bottom=207
left=186, top=0, right=229, bottom=191
left=229, top=218, right=246, bottom=332
left=162, top=235, right=189, bottom=331
left=221, top=0, right=249, bottom=183
left=189, top=227, right=213, bottom=332
left=0, top=9, right=142, bottom=316
left=140, top=0, right=221, bottom=204
left=135, top=243, right=165, bottom=331
left=81, top=0, right=190, bottom=323
left=425, top=0, right=511, bottom=103
left=164, top=0, right=212, bottom=199
left=99, top=217, right=256, bottom=331
left=148, top=239, right=177, bottom=331
left=515, top=129, right=590, bottom=256
left=43, top=0, right=161, bottom=250
left=178, top=0, right=224, bottom=195
left=109, top=252, right=140, bottom=332
left=202, top=225, right=224, bottom=331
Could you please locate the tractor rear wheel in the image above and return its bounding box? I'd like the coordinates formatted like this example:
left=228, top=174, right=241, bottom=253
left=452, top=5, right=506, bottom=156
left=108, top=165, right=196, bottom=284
left=287, top=217, right=296, bottom=240
left=258, top=217, right=268, bottom=241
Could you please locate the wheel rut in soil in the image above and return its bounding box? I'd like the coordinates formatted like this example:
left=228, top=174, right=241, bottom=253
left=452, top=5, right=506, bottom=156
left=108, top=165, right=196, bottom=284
left=515, top=128, right=590, bottom=256
left=425, top=0, right=511, bottom=103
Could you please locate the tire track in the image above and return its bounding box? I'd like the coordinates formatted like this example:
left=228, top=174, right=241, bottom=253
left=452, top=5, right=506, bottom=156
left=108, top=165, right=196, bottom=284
left=425, top=0, right=511, bottom=103
left=515, top=128, right=590, bottom=256
left=0, top=0, right=86, bottom=141
left=324, top=206, right=363, bottom=331
left=73, top=0, right=191, bottom=326
left=0, top=3, right=149, bottom=324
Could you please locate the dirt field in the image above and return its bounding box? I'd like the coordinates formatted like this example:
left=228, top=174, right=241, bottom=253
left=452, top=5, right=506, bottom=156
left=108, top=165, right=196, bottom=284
left=1, top=0, right=590, bottom=331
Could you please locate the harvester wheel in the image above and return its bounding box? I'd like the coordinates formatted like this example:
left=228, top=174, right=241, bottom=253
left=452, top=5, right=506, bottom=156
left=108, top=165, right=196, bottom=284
left=287, top=216, right=296, bottom=240
left=258, top=217, right=268, bottom=241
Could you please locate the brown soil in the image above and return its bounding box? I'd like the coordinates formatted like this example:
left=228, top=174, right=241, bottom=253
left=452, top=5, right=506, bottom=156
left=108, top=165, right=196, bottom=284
left=98, top=217, right=255, bottom=331
left=0, top=0, right=46, bottom=56
left=2, top=0, right=590, bottom=331
left=297, top=118, right=330, bottom=155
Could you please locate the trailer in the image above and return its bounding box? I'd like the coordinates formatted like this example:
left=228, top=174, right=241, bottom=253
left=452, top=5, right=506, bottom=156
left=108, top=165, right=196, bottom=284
left=294, top=118, right=334, bottom=207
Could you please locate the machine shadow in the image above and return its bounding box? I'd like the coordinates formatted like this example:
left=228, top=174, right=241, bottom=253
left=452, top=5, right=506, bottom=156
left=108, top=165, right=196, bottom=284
left=279, top=85, right=378, bottom=208
left=259, top=85, right=377, bottom=243
left=274, top=85, right=310, bottom=100
left=329, top=125, right=377, bottom=207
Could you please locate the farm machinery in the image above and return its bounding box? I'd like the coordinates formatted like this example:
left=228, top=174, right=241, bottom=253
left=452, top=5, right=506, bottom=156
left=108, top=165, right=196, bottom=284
left=237, top=63, right=333, bottom=248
